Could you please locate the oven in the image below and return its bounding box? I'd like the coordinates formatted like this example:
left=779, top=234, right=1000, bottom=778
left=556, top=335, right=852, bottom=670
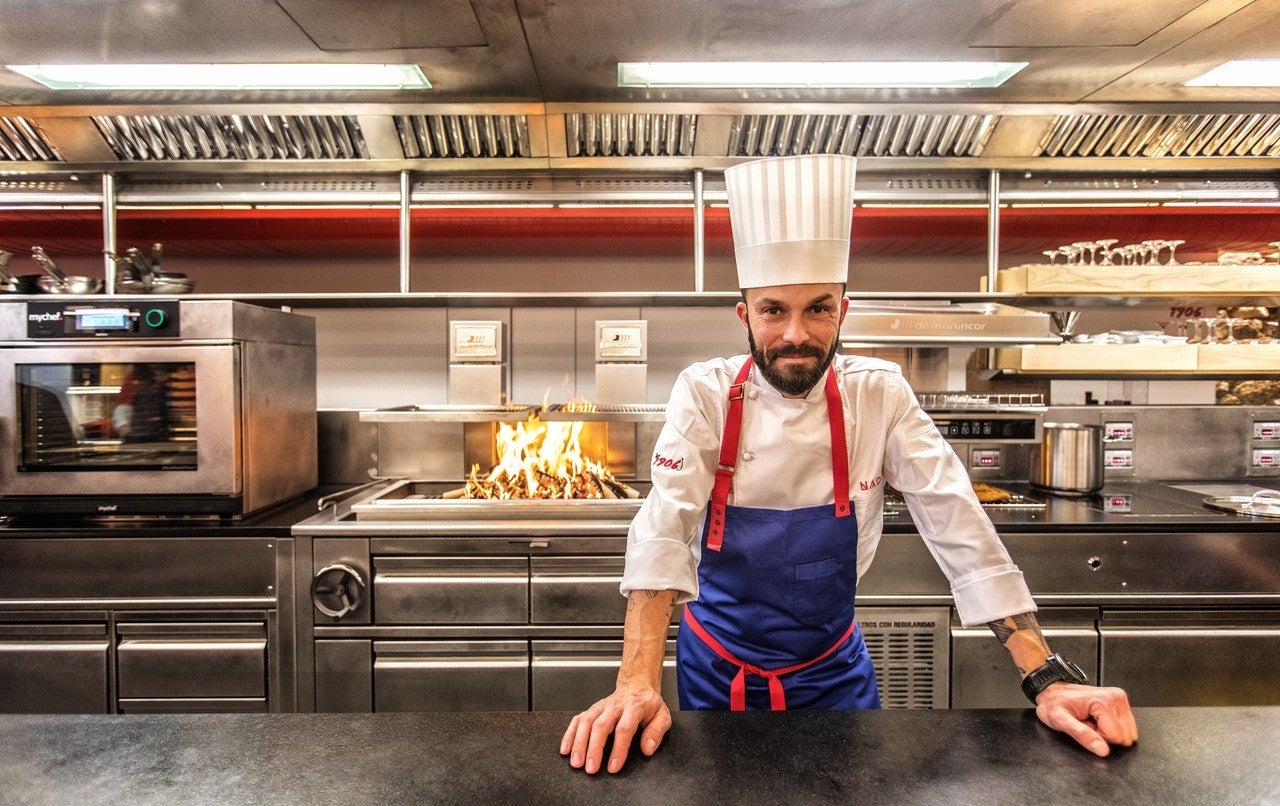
left=0, top=300, right=317, bottom=516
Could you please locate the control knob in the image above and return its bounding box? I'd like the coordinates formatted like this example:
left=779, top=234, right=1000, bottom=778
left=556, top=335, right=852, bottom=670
left=312, top=563, right=367, bottom=619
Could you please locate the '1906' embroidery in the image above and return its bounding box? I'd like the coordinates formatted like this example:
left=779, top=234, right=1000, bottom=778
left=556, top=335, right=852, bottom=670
left=653, top=453, right=684, bottom=471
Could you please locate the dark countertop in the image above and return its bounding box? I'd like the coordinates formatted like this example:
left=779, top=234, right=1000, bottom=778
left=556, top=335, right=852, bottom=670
left=2, top=708, right=1278, bottom=805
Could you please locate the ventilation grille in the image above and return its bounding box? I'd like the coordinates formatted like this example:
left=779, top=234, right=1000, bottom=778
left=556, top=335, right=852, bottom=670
left=567, top=113, right=696, bottom=157
left=729, top=114, right=998, bottom=158
left=1037, top=114, right=1280, bottom=158
left=0, top=117, right=60, bottom=161
left=859, top=608, right=949, bottom=709
left=395, top=115, right=531, bottom=158
left=415, top=178, right=539, bottom=193
left=92, top=115, right=369, bottom=160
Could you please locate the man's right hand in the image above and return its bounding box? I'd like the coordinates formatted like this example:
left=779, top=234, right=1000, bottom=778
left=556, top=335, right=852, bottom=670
left=559, top=681, right=672, bottom=774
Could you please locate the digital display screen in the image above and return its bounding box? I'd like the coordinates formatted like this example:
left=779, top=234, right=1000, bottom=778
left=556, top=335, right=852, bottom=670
left=75, top=311, right=130, bottom=331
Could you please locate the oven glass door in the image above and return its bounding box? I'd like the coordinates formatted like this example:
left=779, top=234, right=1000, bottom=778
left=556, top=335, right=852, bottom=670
left=18, top=360, right=197, bottom=471
left=1, top=345, right=239, bottom=499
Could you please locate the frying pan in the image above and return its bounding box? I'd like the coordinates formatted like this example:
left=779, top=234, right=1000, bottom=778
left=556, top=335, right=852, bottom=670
left=32, top=246, right=103, bottom=294
left=0, top=249, right=43, bottom=293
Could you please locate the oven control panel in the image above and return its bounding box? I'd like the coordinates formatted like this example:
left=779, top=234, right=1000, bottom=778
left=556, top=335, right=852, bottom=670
left=928, top=414, right=1041, bottom=443
left=25, top=301, right=180, bottom=339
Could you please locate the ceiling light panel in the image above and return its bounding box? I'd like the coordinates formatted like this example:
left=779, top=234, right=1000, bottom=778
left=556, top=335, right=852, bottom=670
left=618, top=61, right=1027, bottom=88
left=8, top=63, right=430, bottom=90
left=1187, top=60, right=1280, bottom=87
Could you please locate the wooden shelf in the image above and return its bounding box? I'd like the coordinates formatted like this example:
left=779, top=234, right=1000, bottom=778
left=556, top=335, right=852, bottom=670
left=993, top=263, right=1280, bottom=296
left=994, top=342, right=1280, bottom=375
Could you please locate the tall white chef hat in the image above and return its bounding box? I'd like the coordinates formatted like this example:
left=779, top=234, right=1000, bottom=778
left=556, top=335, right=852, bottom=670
left=724, top=153, right=857, bottom=289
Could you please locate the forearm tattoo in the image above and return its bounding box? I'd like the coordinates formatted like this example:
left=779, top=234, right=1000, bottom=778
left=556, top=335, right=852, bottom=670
left=986, top=612, right=1050, bottom=676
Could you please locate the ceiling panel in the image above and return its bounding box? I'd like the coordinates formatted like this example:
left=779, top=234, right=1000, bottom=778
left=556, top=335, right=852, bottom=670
left=275, top=0, right=488, bottom=50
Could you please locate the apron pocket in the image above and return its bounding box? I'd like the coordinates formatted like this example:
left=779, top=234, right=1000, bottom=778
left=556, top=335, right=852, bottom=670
left=789, top=557, right=850, bottom=620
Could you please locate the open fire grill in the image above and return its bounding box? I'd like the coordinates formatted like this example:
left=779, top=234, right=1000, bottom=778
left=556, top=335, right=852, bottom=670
left=353, top=402, right=660, bottom=521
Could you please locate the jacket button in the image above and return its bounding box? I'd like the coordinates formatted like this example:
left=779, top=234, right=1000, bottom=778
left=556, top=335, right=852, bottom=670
left=742, top=451, right=755, bottom=461
left=747, top=390, right=758, bottom=399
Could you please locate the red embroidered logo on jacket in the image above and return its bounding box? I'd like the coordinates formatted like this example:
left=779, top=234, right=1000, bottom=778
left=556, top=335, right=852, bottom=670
left=653, top=453, right=684, bottom=471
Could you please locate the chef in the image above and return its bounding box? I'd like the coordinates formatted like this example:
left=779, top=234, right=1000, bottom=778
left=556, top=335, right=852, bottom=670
left=561, top=154, right=1137, bottom=775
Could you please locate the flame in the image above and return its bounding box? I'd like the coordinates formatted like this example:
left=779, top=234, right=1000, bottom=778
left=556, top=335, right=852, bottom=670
left=464, top=412, right=618, bottom=499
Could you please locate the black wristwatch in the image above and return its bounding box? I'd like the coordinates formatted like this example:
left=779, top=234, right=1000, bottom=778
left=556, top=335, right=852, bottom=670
left=1021, top=654, right=1088, bottom=704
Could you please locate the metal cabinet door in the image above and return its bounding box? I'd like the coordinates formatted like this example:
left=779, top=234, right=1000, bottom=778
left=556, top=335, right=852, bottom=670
left=531, top=639, right=678, bottom=712
left=0, top=624, right=110, bottom=714
left=1101, top=610, right=1280, bottom=706
left=373, top=640, right=529, bottom=712
left=373, top=557, right=528, bottom=624
left=116, top=622, right=267, bottom=702
left=950, top=608, right=1100, bottom=709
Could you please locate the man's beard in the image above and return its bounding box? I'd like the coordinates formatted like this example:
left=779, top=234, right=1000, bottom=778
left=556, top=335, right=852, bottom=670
left=746, top=324, right=839, bottom=396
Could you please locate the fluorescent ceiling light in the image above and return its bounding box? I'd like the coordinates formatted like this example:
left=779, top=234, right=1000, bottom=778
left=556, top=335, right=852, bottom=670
left=618, top=61, right=1027, bottom=88
left=1186, top=60, right=1280, bottom=87
left=7, top=63, right=430, bottom=90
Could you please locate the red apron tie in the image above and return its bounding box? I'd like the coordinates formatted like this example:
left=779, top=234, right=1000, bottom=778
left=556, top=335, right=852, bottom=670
left=684, top=606, right=856, bottom=711
left=706, top=357, right=851, bottom=551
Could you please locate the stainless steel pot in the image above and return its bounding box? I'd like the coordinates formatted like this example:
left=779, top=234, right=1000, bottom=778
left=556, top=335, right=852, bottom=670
left=1029, top=422, right=1103, bottom=495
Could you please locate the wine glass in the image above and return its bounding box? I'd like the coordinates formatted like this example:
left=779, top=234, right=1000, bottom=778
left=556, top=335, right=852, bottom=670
left=1071, top=242, right=1095, bottom=264
left=1096, top=239, right=1119, bottom=265
left=1042, top=249, right=1060, bottom=264
left=1165, top=240, right=1185, bottom=265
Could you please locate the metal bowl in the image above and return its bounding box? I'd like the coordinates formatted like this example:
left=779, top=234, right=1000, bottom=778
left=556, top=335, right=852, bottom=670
left=36, top=275, right=104, bottom=294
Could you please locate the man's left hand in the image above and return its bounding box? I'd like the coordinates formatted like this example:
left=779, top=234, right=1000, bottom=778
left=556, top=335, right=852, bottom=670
left=1034, top=682, right=1138, bottom=756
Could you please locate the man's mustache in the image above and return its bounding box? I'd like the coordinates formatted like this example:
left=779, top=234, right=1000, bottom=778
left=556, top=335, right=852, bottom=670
left=768, top=345, right=825, bottom=360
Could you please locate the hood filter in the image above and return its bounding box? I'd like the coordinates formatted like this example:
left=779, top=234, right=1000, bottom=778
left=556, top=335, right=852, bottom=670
left=395, top=114, right=531, bottom=158
left=1037, top=113, right=1280, bottom=158
left=92, top=114, right=369, bottom=161
left=0, top=117, right=60, bottom=161
left=566, top=113, right=696, bottom=157
left=728, top=113, right=998, bottom=158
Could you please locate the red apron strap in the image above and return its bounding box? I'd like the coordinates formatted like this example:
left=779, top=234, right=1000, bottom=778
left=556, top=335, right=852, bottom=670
left=684, top=607, right=857, bottom=711
left=706, top=358, right=753, bottom=552
left=824, top=368, right=852, bottom=519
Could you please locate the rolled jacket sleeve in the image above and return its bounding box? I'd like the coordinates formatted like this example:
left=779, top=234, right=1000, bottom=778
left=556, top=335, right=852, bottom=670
left=620, top=364, right=725, bottom=603
left=880, top=374, right=1037, bottom=627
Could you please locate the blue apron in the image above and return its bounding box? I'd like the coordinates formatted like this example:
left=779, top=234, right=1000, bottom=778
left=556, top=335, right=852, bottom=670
left=676, top=358, right=880, bottom=711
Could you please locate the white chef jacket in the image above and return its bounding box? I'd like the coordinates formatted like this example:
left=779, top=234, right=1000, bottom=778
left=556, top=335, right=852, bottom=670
left=621, top=353, right=1036, bottom=627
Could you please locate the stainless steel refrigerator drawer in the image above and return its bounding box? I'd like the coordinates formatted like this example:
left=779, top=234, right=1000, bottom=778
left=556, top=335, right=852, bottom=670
left=1100, top=610, right=1280, bottom=707
left=116, top=622, right=267, bottom=700
left=0, top=623, right=110, bottom=714
left=117, top=697, right=268, bottom=713
left=373, top=640, right=529, bottom=712
left=530, top=556, right=626, bottom=624
left=531, top=639, right=678, bottom=711
left=950, top=608, right=1100, bottom=709
left=373, top=557, right=529, bottom=624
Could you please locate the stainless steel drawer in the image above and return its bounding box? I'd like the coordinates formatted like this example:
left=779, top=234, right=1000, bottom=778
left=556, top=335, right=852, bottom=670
left=530, top=556, right=626, bottom=624
left=1100, top=610, right=1280, bottom=707
left=373, top=640, right=529, bottom=712
left=116, top=622, right=267, bottom=700
left=0, top=623, right=110, bottom=714
left=950, top=608, right=1100, bottom=709
left=531, top=639, right=678, bottom=712
left=373, top=557, right=528, bottom=625
left=117, top=697, right=268, bottom=713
